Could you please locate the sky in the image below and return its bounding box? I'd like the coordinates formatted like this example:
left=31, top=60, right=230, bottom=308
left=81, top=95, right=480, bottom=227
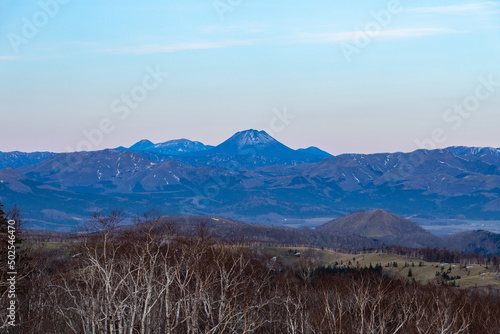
left=0, top=0, right=499, bottom=155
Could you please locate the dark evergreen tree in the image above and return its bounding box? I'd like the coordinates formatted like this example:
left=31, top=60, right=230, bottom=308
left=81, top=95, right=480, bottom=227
left=0, top=201, right=9, bottom=256
left=0, top=201, right=10, bottom=288
left=1, top=202, right=31, bottom=296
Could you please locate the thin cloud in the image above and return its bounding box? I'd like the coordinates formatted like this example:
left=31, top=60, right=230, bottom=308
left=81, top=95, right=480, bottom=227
left=103, top=40, right=255, bottom=55
left=300, top=28, right=461, bottom=43
left=377, top=28, right=461, bottom=38
left=198, top=25, right=266, bottom=34
left=0, top=56, right=19, bottom=61
left=406, top=2, right=498, bottom=14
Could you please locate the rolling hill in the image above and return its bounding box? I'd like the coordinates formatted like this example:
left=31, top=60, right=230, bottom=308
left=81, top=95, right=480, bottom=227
left=316, top=209, right=441, bottom=248
left=442, top=230, right=500, bottom=256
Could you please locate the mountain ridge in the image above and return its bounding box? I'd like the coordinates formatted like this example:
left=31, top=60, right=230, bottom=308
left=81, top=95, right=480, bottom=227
left=297, top=146, right=333, bottom=157
left=125, top=138, right=214, bottom=155
left=8, top=145, right=500, bottom=223
left=0, top=151, right=56, bottom=170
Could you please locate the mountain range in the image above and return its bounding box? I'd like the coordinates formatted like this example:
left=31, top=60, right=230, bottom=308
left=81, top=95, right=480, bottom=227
left=1, top=129, right=500, bottom=236
left=120, top=138, right=214, bottom=155
left=114, top=130, right=330, bottom=170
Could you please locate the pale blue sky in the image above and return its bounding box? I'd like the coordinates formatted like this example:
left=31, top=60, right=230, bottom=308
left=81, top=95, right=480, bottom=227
left=1, top=0, right=499, bottom=154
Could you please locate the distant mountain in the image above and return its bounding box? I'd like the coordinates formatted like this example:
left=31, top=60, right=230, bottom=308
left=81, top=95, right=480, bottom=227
left=0, top=151, right=56, bottom=170
left=0, top=167, right=106, bottom=230
left=316, top=210, right=441, bottom=248
left=129, top=139, right=155, bottom=151
left=126, top=139, right=213, bottom=155
left=18, top=149, right=237, bottom=194
left=202, top=129, right=315, bottom=159
left=0, top=168, right=37, bottom=193
left=150, top=139, right=213, bottom=155
left=442, top=230, right=500, bottom=257
left=112, top=130, right=330, bottom=169
left=297, top=147, right=333, bottom=157
left=139, top=152, right=319, bottom=170
left=446, top=146, right=500, bottom=156
left=1, top=163, right=238, bottom=230
left=123, top=130, right=327, bottom=169
left=19, top=150, right=155, bottom=192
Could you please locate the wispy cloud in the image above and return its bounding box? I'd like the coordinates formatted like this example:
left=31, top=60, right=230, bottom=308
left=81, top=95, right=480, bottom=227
left=0, top=56, right=19, bottom=61
left=406, top=2, right=499, bottom=14
left=102, top=40, right=256, bottom=55
left=198, top=25, right=266, bottom=34
left=299, top=28, right=461, bottom=43
left=375, top=28, right=461, bottom=38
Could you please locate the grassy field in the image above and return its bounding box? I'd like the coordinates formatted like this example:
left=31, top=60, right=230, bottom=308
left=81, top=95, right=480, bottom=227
left=36, top=241, right=69, bottom=249
left=262, top=247, right=500, bottom=288
left=32, top=242, right=500, bottom=288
